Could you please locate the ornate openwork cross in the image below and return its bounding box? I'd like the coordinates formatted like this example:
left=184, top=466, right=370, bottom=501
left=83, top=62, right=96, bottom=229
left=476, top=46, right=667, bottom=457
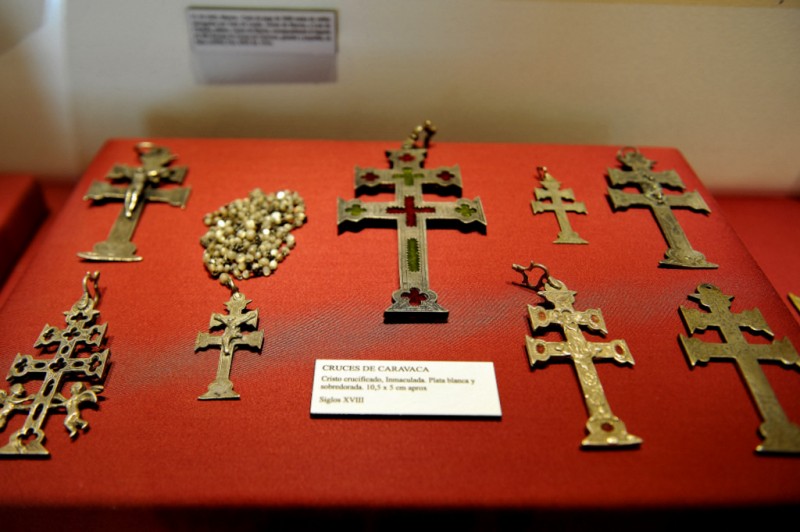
left=531, top=166, right=587, bottom=244
left=514, top=262, right=641, bottom=448
left=195, top=287, right=264, bottom=400
left=607, top=147, right=716, bottom=269
left=79, top=142, right=191, bottom=262
left=679, top=283, right=800, bottom=453
left=337, top=122, right=486, bottom=322
left=0, top=272, right=109, bottom=457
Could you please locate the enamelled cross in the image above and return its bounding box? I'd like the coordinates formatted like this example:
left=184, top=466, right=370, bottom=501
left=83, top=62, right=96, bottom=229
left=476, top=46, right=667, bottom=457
left=514, top=262, right=641, bottom=448
left=531, top=167, right=588, bottom=244
left=679, top=284, right=800, bottom=453
left=0, top=272, right=109, bottom=457
left=195, top=289, right=264, bottom=400
left=79, top=142, right=191, bottom=262
left=337, top=122, right=486, bottom=322
left=607, top=147, right=716, bottom=269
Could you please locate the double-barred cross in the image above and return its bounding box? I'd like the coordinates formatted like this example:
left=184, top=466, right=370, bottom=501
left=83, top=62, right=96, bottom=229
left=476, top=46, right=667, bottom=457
left=607, top=147, right=716, bottom=269
left=0, top=272, right=109, bottom=457
left=521, top=267, right=641, bottom=448
left=195, top=291, right=264, bottom=400
left=79, top=142, right=191, bottom=262
left=531, top=167, right=588, bottom=244
left=338, top=146, right=486, bottom=322
left=679, top=284, right=800, bottom=453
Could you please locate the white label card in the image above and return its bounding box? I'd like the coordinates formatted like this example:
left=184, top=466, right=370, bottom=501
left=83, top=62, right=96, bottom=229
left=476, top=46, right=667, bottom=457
left=310, top=360, right=502, bottom=417
left=186, top=8, right=337, bottom=83
left=187, top=8, right=336, bottom=54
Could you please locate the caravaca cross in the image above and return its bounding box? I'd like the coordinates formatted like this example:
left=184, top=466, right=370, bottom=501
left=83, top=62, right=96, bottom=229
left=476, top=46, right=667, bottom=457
left=679, top=284, right=800, bottom=453
left=531, top=166, right=588, bottom=244
left=0, top=272, right=109, bottom=457
left=79, top=142, right=191, bottom=261
left=514, top=261, right=642, bottom=448
left=337, top=121, right=486, bottom=322
left=195, top=283, right=264, bottom=400
left=607, top=147, right=716, bottom=269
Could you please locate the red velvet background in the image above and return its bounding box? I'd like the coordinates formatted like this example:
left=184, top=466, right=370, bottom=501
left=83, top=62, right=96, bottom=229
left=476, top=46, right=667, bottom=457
left=0, top=139, right=798, bottom=515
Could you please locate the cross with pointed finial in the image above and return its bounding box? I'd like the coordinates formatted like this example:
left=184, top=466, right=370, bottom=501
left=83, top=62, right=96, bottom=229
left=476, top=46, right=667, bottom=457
left=0, top=272, right=109, bottom=457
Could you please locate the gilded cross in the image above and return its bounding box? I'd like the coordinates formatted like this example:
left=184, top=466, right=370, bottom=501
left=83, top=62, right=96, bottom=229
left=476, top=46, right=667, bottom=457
left=679, top=283, right=800, bottom=453
left=337, top=123, right=486, bottom=322
left=79, top=142, right=191, bottom=262
left=196, top=290, right=264, bottom=400
left=607, top=147, right=716, bottom=268
left=531, top=167, right=588, bottom=244
left=514, top=262, right=642, bottom=448
left=0, top=272, right=109, bottom=457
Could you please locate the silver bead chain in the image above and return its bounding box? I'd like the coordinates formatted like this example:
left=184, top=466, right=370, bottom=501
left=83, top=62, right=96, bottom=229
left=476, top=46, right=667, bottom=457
left=200, top=189, right=306, bottom=286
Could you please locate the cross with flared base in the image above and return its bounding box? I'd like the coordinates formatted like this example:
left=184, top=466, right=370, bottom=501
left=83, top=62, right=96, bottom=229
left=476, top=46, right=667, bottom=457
left=0, top=272, right=108, bottom=457
left=338, top=145, right=486, bottom=322
left=607, top=147, right=716, bottom=269
left=79, top=143, right=190, bottom=262
left=196, top=290, right=263, bottom=400
left=679, top=283, right=800, bottom=454
left=518, top=264, right=641, bottom=448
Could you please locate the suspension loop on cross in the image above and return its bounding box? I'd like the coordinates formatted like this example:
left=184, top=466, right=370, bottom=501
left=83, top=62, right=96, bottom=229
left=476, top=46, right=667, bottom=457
left=536, top=166, right=549, bottom=180
left=616, top=146, right=650, bottom=170
left=134, top=141, right=156, bottom=157
left=402, top=120, right=437, bottom=150
left=512, top=261, right=564, bottom=291
left=218, top=273, right=239, bottom=294
left=82, top=271, right=101, bottom=307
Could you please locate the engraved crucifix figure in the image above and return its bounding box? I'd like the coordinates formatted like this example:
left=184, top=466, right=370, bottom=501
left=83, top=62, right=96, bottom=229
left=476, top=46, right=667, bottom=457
left=79, top=142, right=191, bottom=262
left=607, top=147, right=716, bottom=269
left=337, top=122, right=486, bottom=322
left=514, top=262, right=641, bottom=448
left=679, top=283, right=800, bottom=454
left=196, top=289, right=264, bottom=400
left=0, top=272, right=109, bottom=457
left=531, top=166, right=588, bottom=244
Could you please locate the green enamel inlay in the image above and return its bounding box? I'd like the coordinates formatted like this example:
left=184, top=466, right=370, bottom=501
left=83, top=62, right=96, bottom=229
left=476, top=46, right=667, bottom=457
left=346, top=203, right=366, bottom=217
left=393, top=167, right=425, bottom=187
left=455, top=203, right=477, bottom=218
left=407, top=238, right=420, bottom=272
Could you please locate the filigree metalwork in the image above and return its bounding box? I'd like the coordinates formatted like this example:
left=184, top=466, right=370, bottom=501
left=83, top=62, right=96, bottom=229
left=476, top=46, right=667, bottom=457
left=0, top=272, right=109, bottom=457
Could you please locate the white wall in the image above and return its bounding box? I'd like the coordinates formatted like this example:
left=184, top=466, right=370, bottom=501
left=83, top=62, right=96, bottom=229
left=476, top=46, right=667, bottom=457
left=0, top=0, right=798, bottom=192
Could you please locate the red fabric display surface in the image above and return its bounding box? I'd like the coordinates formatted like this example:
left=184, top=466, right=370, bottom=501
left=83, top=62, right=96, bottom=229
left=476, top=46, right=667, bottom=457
left=0, top=174, right=46, bottom=284
left=1, top=139, right=798, bottom=519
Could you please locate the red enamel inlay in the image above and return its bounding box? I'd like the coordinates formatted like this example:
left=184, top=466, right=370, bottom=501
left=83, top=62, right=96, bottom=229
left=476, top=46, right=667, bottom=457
left=437, top=170, right=455, bottom=181
left=402, top=287, right=427, bottom=307
left=386, top=196, right=435, bottom=227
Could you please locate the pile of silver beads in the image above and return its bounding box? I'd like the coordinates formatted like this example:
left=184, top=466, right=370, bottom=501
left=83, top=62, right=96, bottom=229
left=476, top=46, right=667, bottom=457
left=200, top=189, right=306, bottom=285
